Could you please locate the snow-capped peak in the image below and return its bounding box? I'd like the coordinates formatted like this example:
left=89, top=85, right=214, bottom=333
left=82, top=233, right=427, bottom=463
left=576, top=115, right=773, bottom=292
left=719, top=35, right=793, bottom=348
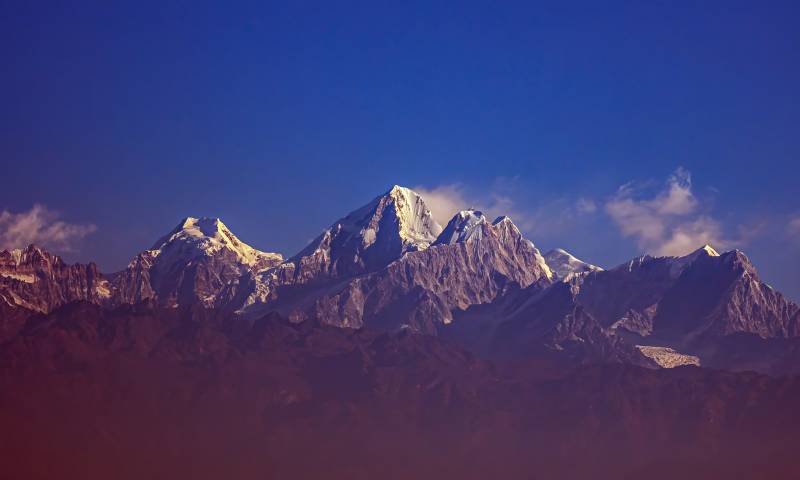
left=544, top=248, right=602, bottom=280
left=286, top=185, right=443, bottom=278
left=433, top=209, right=488, bottom=245
left=306, top=185, right=443, bottom=255
left=152, top=217, right=282, bottom=267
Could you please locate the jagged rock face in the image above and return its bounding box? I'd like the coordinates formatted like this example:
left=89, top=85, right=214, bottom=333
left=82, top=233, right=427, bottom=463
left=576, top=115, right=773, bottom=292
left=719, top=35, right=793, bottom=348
left=575, top=246, right=800, bottom=343
left=543, top=248, right=602, bottom=280
left=653, top=250, right=800, bottom=340
left=113, top=217, right=283, bottom=308
left=0, top=245, right=111, bottom=314
left=433, top=209, right=487, bottom=245
left=272, top=214, right=553, bottom=333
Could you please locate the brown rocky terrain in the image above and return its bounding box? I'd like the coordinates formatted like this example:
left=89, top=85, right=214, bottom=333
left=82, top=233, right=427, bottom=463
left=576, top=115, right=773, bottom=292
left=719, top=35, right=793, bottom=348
left=2, top=303, right=800, bottom=479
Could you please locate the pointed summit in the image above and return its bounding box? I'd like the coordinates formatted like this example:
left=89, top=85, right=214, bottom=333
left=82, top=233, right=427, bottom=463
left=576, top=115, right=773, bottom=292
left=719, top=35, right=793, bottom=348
left=286, top=186, right=442, bottom=280
left=151, top=216, right=282, bottom=267
left=113, top=217, right=282, bottom=307
left=382, top=185, right=443, bottom=249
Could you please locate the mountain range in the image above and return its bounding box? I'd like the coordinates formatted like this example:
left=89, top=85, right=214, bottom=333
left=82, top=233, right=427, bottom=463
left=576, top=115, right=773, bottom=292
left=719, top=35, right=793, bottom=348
left=2, top=185, right=799, bottom=374
left=5, top=185, right=800, bottom=478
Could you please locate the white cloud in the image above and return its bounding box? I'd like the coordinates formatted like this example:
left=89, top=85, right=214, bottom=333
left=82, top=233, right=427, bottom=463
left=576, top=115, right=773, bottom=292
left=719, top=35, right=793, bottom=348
left=413, top=183, right=537, bottom=230
left=605, top=168, right=727, bottom=256
left=413, top=178, right=605, bottom=247
left=655, top=167, right=697, bottom=215
left=412, top=184, right=471, bottom=226
left=656, top=216, right=723, bottom=257
left=0, top=204, right=96, bottom=252
left=788, top=215, right=800, bottom=238
left=575, top=197, right=597, bottom=214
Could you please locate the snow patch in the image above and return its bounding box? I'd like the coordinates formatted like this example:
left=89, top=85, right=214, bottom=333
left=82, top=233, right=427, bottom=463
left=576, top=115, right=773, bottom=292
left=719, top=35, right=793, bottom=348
left=544, top=248, right=602, bottom=280
left=388, top=186, right=443, bottom=249
left=637, top=345, right=700, bottom=368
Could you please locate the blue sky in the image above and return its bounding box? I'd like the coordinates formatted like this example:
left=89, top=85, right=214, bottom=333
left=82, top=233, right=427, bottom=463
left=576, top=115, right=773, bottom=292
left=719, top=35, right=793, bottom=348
left=1, top=1, right=799, bottom=298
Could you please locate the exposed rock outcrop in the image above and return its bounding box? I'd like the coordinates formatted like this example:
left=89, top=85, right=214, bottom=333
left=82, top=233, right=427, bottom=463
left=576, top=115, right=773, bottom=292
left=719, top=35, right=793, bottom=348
left=0, top=245, right=111, bottom=314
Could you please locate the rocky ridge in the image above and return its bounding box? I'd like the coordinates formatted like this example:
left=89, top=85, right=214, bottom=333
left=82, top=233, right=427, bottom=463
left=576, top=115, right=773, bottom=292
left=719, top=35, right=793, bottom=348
left=0, top=245, right=111, bottom=314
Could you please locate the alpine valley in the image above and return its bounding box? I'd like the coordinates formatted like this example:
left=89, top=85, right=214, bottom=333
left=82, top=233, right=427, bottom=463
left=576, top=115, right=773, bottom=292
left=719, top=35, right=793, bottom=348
left=3, top=185, right=800, bottom=479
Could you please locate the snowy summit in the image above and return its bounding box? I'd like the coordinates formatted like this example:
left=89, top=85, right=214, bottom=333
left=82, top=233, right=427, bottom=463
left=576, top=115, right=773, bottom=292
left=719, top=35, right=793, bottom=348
left=544, top=248, right=602, bottom=280
left=152, top=217, right=283, bottom=267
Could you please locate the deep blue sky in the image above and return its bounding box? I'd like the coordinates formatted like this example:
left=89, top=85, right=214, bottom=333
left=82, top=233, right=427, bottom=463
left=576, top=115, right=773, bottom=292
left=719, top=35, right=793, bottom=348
left=2, top=2, right=799, bottom=298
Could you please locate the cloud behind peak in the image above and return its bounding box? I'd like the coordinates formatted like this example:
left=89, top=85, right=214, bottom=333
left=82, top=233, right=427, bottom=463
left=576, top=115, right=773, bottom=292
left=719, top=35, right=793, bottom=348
left=0, top=204, right=96, bottom=253
left=605, top=168, right=726, bottom=256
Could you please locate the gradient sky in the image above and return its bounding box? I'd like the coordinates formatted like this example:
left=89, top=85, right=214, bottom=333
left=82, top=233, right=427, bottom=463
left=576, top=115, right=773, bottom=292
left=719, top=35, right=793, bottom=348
left=1, top=2, right=799, bottom=298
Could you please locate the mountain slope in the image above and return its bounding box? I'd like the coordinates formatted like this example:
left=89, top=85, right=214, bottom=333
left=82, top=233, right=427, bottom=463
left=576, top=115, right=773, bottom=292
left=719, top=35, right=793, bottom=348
left=262, top=213, right=553, bottom=332
left=653, top=249, right=800, bottom=340
left=113, top=217, right=282, bottom=308
left=575, top=246, right=800, bottom=342
left=246, top=186, right=442, bottom=304
left=491, top=281, right=654, bottom=366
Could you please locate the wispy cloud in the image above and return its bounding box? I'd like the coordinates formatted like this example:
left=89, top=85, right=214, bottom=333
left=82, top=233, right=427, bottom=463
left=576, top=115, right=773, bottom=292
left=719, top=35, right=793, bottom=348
left=604, top=168, right=728, bottom=256
left=575, top=197, right=597, bottom=214
left=0, top=204, right=96, bottom=252
left=412, top=184, right=471, bottom=226
left=788, top=215, right=800, bottom=240
left=414, top=181, right=538, bottom=230
left=414, top=178, right=603, bottom=244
